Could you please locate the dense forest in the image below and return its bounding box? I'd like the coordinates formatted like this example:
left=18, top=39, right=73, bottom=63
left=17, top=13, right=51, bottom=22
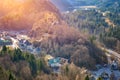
left=0, top=46, right=51, bottom=80
left=63, top=10, right=108, bottom=35
left=30, top=21, right=107, bottom=70
left=0, top=0, right=120, bottom=80
left=0, top=46, right=98, bottom=80
left=63, top=0, right=120, bottom=54
left=99, top=0, right=120, bottom=54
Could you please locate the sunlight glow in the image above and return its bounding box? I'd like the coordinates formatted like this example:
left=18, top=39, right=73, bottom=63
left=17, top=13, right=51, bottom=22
left=0, top=0, right=27, bottom=11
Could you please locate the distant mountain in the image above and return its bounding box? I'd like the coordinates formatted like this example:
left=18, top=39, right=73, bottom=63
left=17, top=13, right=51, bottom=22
left=50, top=0, right=101, bottom=11
left=50, top=0, right=72, bottom=11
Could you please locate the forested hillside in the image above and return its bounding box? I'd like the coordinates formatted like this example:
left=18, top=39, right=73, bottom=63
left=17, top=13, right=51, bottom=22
left=99, top=0, right=120, bottom=54
left=0, top=0, right=61, bottom=31
left=62, top=0, right=120, bottom=54
left=1, top=0, right=120, bottom=80
left=63, top=10, right=108, bottom=35
left=0, top=46, right=91, bottom=80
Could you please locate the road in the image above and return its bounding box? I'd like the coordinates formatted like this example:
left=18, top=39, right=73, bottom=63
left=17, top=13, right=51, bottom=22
left=106, top=49, right=120, bottom=59
left=101, top=47, right=120, bottom=60
left=93, top=47, right=120, bottom=79
left=10, top=37, right=19, bottom=48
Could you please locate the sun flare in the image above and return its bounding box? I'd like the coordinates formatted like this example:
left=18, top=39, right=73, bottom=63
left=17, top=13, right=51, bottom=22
left=0, top=0, right=28, bottom=11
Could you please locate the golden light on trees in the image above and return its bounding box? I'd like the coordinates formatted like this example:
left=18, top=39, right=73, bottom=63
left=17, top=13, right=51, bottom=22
left=0, top=0, right=28, bottom=12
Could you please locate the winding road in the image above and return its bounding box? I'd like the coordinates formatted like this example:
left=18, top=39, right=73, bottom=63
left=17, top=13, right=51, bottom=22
left=10, top=37, right=19, bottom=48
left=101, top=47, right=120, bottom=60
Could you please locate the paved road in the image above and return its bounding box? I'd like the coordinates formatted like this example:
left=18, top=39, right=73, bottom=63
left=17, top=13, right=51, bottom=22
left=106, top=49, right=120, bottom=59
left=11, top=37, right=19, bottom=48
left=101, top=47, right=120, bottom=59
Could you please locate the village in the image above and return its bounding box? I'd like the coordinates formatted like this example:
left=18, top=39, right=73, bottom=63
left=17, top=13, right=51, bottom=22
left=0, top=31, right=41, bottom=54
left=1, top=31, right=120, bottom=80
left=90, top=60, right=120, bottom=80
left=0, top=31, right=69, bottom=74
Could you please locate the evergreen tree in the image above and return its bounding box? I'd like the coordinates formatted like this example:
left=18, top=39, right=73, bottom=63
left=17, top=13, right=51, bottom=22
left=2, top=45, right=7, bottom=52
left=97, top=77, right=103, bottom=80
left=0, top=66, right=8, bottom=80
left=65, top=65, right=69, bottom=75
left=9, top=72, right=16, bottom=80
left=85, top=75, right=89, bottom=80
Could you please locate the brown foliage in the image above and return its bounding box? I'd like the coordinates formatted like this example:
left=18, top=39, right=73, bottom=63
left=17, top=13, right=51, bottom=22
left=0, top=55, right=32, bottom=80
left=0, top=0, right=60, bottom=31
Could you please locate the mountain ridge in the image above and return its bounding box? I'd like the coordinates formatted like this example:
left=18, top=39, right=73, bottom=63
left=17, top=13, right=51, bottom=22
left=0, top=0, right=61, bottom=31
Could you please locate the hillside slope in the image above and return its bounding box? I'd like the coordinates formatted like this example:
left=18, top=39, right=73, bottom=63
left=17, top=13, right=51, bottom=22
left=0, top=0, right=61, bottom=31
left=0, top=0, right=108, bottom=72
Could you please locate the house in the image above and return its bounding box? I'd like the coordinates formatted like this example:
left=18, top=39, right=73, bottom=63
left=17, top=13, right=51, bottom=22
left=48, top=57, right=68, bottom=67
left=0, top=38, right=12, bottom=46
left=48, top=57, right=68, bottom=73
left=27, top=45, right=34, bottom=52
left=111, top=60, right=118, bottom=70
left=48, top=57, right=62, bottom=73
left=60, top=58, right=68, bottom=64
left=17, top=35, right=30, bottom=40
left=48, top=57, right=61, bottom=67
left=96, top=64, right=102, bottom=70
left=100, top=72, right=109, bottom=80
left=45, top=55, right=54, bottom=61
left=34, top=47, right=41, bottom=54
left=24, top=40, right=31, bottom=46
